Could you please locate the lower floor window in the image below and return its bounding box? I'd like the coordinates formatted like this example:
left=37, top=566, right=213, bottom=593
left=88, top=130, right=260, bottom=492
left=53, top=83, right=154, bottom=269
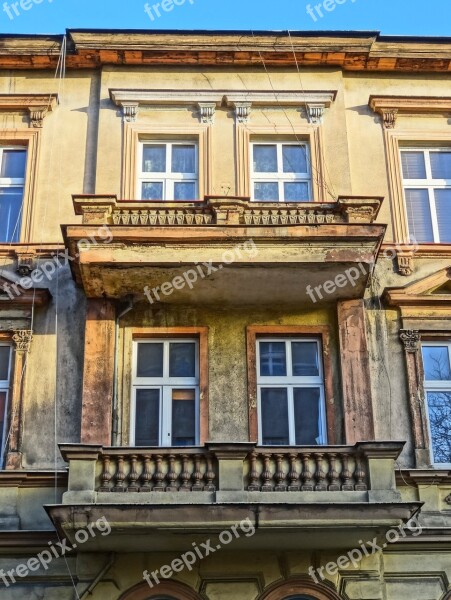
left=421, top=342, right=451, bottom=465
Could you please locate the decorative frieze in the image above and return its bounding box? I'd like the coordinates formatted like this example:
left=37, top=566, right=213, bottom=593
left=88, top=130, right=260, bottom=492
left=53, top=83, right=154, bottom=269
left=400, top=330, right=421, bottom=353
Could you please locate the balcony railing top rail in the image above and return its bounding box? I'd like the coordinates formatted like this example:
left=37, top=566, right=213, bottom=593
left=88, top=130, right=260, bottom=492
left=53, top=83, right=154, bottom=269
left=72, top=195, right=383, bottom=227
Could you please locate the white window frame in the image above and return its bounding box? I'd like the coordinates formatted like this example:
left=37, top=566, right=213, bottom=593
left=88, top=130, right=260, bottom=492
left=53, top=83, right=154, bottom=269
left=137, top=141, right=198, bottom=201
left=0, top=344, right=12, bottom=466
left=421, top=340, right=451, bottom=468
left=256, top=338, right=327, bottom=446
left=401, top=147, right=451, bottom=243
left=131, top=339, right=200, bottom=447
left=0, top=147, right=27, bottom=243
left=250, top=141, right=312, bottom=202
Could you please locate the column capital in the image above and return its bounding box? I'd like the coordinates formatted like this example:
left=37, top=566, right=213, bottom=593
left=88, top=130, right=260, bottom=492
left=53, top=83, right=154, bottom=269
left=400, top=330, right=421, bottom=353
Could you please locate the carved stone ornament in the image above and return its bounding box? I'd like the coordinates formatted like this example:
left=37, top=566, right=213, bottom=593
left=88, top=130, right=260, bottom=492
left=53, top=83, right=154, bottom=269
left=28, top=106, right=48, bottom=128
left=122, top=103, right=139, bottom=123
left=400, top=330, right=420, bottom=353
left=397, top=254, right=414, bottom=276
left=306, top=103, right=326, bottom=125
left=445, top=493, right=451, bottom=505
left=197, top=102, right=216, bottom=124
left=233, top=102, right=252, bottom=124
left=12, top=330, right=33, bottom=353
left=380, top=108, right=398, bottom=129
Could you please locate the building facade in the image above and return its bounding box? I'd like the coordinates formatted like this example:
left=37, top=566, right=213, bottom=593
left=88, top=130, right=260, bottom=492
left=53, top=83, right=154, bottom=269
left=0, top=29, right=450, bottom=599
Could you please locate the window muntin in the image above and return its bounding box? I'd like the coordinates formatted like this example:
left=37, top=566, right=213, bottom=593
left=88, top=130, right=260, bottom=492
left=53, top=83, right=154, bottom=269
left=401, top=148, right=451, bottom=243
left=251, top=142, right=312, bottom=202
left=257, top=338, right=326, bottom=446
left=137, top=142, right=198, bottom=201
left=0, top=148, right=27, bottom=243
left=421, top=342, right=451, bottom=465
left=131, top=340, right=199, bottom=447
left=0, top=345, right=12, bottom=466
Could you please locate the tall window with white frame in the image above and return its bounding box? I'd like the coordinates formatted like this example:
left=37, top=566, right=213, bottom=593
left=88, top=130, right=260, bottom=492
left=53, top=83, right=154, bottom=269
left=131, top=339, right=199, bottom=447
left=251, top=142, right=312, bottom=202
left=138, top=141, right=198, bottom=201
left=0, top=345, right=12, bottom=466
left=257, top=338, right=326, bottom=446
left=421, top=342, right=451, bottom=465
left=0, top=147, right=27, bottom=243
left=401, top=148, right=451, bottom=243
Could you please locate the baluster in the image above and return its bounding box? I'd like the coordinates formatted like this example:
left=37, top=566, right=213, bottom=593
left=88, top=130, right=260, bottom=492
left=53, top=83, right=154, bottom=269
left=314, top=453, right=327, bottom=491
left=127, top=454, right=140, bottom=492
left=166, top=454, right=178, bottom=491
left=300, top=453, right=313, bottom=491
left=328, top=453, right=340, bottom=491
left=140, top=455, right=152, bottom=492
left=192, top=454, right=204, bottom=491
left=261, top=453, right=273, bottom=492
left=275, top=454, right=287, bottom=491
left=341, top=453, right=354, bottom=491
left=180, top=454, right=191, bottom=491
left=204, top=455, right=216, bottom=491
left=153, top=454, right=166, bottom=491
left=113, top=455, right=126, bottom=492
left=99, top=455, right=112, bottom=492
left=288, top=452, right=300, bottom=491
left=248, top=452, right=260, bottom=491
left=354, top=455, right=367, bottom=491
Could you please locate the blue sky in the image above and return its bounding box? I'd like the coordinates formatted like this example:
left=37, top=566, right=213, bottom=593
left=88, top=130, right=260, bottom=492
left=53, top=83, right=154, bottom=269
left=0, top=0, right=450, bottom=36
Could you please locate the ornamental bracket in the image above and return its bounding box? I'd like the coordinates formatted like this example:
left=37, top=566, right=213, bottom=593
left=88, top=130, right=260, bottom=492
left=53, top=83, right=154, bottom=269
left=12, top=330, right=33, bottom=354
left=400, top=330, right=420, bottom=353
left=197, top=102, right=216, bottom=125
left=306, top=103, right=326, bottom=125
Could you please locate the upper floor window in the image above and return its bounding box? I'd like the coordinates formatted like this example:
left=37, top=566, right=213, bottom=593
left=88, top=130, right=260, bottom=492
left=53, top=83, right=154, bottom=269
left=251, top=142, right=311, bottom=202
left=0, top=345, right=12, bottom=465
left=131, top=339, right=199, bottom=447
left=421, top=342, right=451, bottom=465
left=257, top=338, right=326, bottom=446
left=138, top=142, right=198, bottom=201
left=401, top=148, right=451, bottom=243
left=0, top=148, right=27, bottom=243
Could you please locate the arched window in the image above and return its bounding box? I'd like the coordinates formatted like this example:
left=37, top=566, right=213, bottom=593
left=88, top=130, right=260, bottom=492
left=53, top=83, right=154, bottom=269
left=258, top=578, right=342, bottom=600
left=119, top=580, right=202, bottom=600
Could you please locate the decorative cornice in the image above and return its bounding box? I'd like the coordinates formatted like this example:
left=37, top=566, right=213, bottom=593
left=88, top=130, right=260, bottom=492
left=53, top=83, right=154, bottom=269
left=400, top=329, right=421, bottom=353
left=12, top=329, right=33, bottom=353
left=369, top=96, right=451, bottom=129
left=0, top=94, right=58, bottom=128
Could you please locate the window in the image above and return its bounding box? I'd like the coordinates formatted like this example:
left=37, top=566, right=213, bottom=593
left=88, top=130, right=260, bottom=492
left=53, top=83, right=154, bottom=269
left=138, top=142, right=198, bottom=201
left=131, top=339, right=199, bottom=446
left=0, top=345, right=12, bottom=465
left=421, top=342, right=451, bottom=465
left=401, top=148, right=451, bottom=243
left=251, top=142, right=311, bottom=202
left=0, top=148, right=27, bottom=242
left=257, top=338, right=326, bottom=446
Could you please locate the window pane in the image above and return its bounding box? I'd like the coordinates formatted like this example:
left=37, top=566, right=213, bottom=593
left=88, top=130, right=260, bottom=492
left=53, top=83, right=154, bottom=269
left=172, top=145, right=196, bottom=174
left=0, top=392, right=6, bottom=452
left=284, top=182, right=309, bottom=202
left=1, top=150, right=26, bottom=179
left=422, top=346, right=451, bottom=381
left=142, top=145, right=166, bottom=173
left=260, top=342, right=287, bottom=376
left=430, top=152, right=451, bottom=179
left=292, top=342, right=319, bottom=376
left=261, top=388, right=289, bottom=445
left=169, top=343, right=196, bottom=378
left=174, top=182, right=196, bottom=201
left=253, top=145, right=277, bottom=173
left=135, top=389, right=160, bottom=446
left=137, top=343, right=164, bottom=378
left=172, top=389, right=196, bottom=446
left=254, top=182, right=279, bottom=202
left=434, top=189, right=451, bottom=243
left=405, top=189, right=434, bottom=243
left=293, top=388, right=321, bottom=445
left=282, top=145, right=307, bottom=173
left=426, top=392, right=451, bottom=464
left=142, top=182, right=163, bottom=200
left=401, top=151, right=427, bottom=179
left=0, top=187, right=23, bottom=243
left=0, top=347, right=10, bottom=381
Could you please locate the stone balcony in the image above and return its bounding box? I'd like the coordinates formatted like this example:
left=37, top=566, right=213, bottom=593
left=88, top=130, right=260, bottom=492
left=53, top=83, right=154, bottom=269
left=62, top=195, right=385, bottom=305
left=46, top=442, right=420, bottom=552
